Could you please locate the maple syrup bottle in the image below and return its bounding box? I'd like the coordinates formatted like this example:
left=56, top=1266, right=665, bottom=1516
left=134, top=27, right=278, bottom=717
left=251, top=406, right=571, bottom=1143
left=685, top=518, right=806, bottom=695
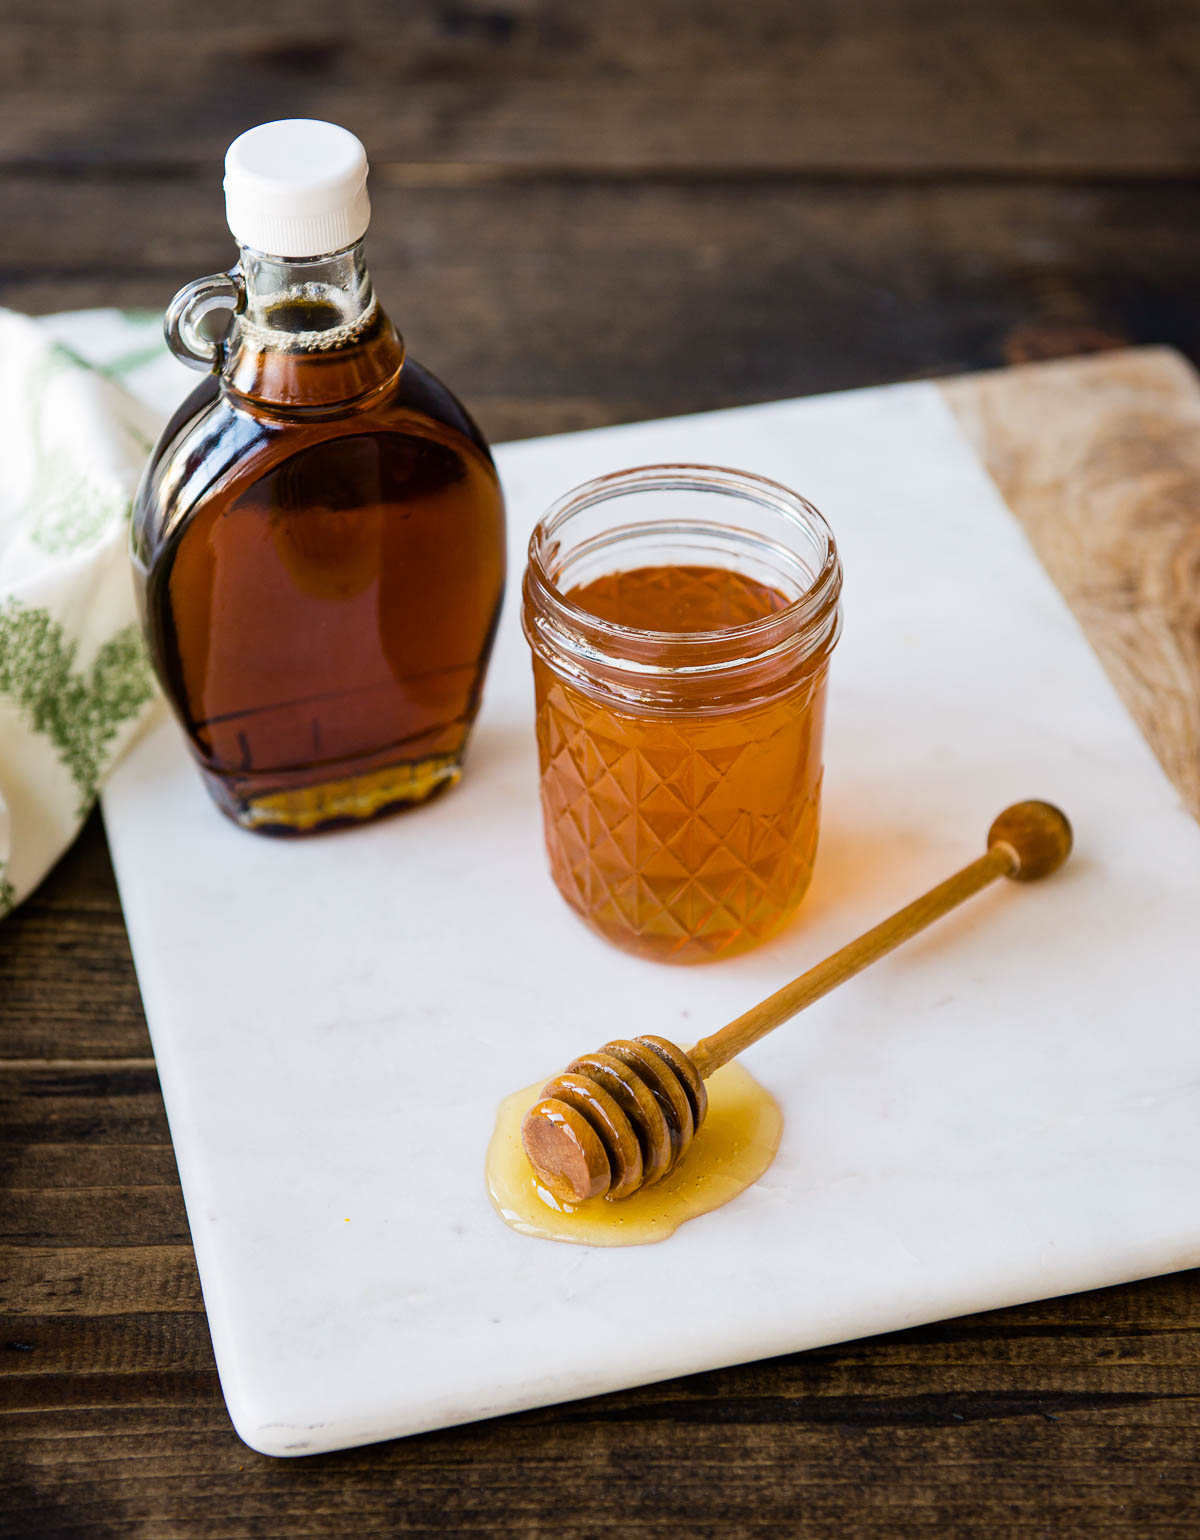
left=132, top=121, right=506, bottom=834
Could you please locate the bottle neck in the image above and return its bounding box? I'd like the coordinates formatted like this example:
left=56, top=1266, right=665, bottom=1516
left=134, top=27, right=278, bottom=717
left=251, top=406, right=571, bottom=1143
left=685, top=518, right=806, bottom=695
left=224, top=240, right=405, bottom=410
left=239, top=243, right=373, bottom=332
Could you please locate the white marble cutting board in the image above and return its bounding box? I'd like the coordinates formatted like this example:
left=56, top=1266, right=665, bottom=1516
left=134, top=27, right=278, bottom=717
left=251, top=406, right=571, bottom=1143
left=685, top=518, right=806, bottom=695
left=101, top=378, right=1200, bottom=1457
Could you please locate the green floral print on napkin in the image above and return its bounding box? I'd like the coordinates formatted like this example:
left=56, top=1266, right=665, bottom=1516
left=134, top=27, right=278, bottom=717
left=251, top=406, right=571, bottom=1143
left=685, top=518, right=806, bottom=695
left=0, top=305, right=177, bottom=918
left=0, top=600, right=156, bottom=818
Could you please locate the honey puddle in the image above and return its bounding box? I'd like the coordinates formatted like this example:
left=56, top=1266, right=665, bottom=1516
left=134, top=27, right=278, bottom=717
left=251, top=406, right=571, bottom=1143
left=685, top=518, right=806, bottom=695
left=486, top=1061, right=783, bottom=1246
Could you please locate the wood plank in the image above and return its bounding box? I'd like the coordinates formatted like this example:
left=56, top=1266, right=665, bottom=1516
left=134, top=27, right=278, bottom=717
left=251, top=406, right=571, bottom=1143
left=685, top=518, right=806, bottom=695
left=0, top=1369, right=221, bottom=1415
left=1, top=1, right=1198, bottom=174
left=0, top=1063, right=169, bottom=1146
left=0, top=1146, right=179, bottom=1191
left=0, top=1313, right=212, bottom=1373
left=0, top=1308, right=1197, bottom=1538
left=1, top=176, right=1197, bottom=447
left=0, top=1247, right=201, bottom=1315
left=942, top=348, right=1200, bottom=820
left=0, top=1189, right=190, bottom=1249
left=0, top=814, right=148, bottom=1062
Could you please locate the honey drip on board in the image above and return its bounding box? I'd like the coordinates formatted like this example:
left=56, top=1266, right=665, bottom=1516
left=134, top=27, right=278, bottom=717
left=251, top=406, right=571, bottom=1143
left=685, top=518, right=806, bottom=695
left=486, top=1061, right=782, bottom=1246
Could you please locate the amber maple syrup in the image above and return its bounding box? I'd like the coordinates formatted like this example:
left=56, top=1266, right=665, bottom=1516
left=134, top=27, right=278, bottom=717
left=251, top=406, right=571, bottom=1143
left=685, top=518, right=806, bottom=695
left=132, top=121, right=505, bottom=833
left=487, top=1060, right=783, bottom=1246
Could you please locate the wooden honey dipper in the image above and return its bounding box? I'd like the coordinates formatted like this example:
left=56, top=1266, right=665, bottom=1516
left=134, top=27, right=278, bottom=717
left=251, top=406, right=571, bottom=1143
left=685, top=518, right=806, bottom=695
left=522, top=800, right=1072, bottom=1205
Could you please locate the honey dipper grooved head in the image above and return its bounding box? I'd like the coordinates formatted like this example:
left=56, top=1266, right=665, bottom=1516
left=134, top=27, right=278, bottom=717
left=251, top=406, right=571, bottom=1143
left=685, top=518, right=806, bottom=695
left=520, top=1036, right=705, bottom=1205
left=987, top=800, right=1073, bottom=881
left=521, top=1096, right=611, bottom=1204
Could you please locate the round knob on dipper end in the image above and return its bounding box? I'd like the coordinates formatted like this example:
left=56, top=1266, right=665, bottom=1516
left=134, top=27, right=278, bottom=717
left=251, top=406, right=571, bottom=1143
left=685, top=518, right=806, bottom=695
left=521, top=1099, right=610, bottom=1204
left=987, top=800, right=1073, bottom=881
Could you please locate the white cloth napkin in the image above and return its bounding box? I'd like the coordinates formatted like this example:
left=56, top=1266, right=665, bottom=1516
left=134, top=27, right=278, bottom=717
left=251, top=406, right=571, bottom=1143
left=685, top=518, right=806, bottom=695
left=0, top=308, right=187, bottom=916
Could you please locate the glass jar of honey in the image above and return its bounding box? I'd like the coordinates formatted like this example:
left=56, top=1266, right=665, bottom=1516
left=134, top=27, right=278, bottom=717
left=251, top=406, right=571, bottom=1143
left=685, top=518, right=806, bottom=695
left=522, top=464, right=843, bottom=963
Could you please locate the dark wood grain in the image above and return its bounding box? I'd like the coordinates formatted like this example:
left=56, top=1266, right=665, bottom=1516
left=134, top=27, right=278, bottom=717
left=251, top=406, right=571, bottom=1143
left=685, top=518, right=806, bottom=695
left=0, top=818, right=149, bottom=1061
left=3, top=1274, right=1199, bottom=1539
left=2, top=0, right=1199, bottom=174
left=3, top=0, right=1200, bottom=1535
left=3, top=175, right=1196, bottom=445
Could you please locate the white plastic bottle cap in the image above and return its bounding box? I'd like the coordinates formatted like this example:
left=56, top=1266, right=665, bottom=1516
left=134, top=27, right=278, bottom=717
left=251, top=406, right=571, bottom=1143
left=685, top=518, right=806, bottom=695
left=223, top=120, right=371, bottom=258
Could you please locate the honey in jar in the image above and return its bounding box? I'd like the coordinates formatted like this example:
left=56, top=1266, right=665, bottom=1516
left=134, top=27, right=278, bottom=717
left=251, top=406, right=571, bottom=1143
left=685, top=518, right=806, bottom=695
left=522, top=465, right=843, bottom=962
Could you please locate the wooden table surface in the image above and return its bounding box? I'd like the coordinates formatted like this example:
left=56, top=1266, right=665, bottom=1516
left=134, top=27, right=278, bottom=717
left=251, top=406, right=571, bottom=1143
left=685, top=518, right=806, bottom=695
left=3, top=4, right=1199, bottom=1535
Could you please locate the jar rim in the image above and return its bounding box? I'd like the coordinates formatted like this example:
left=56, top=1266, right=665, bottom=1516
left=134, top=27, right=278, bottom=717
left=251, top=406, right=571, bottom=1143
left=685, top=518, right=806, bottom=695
left=526, top=462, right=842, bottom=649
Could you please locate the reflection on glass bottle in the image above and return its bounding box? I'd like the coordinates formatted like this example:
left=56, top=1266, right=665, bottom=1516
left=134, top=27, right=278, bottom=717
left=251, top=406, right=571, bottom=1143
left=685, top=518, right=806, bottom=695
left=131, top=121, right=505, bottom=834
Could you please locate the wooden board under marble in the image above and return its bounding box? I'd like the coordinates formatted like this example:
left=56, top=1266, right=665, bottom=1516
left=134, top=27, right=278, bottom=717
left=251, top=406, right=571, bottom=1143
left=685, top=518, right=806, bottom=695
left=941, top=346, right=1200, bottom=823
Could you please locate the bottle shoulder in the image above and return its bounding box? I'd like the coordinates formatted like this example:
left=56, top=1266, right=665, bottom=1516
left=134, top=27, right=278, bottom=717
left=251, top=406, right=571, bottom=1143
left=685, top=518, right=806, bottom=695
left=132, top=356, right=501, bottom=566
left=387, top=356, right=495, bottom=465
left=146, top=352, right=494, bottom=480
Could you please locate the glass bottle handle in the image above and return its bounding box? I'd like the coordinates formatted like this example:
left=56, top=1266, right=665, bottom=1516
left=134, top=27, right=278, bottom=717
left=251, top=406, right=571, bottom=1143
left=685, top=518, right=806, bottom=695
left=164, top=270, right=245, bottom=372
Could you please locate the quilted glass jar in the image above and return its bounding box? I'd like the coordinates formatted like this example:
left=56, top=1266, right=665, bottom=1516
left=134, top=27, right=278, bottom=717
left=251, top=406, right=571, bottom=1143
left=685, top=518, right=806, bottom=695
left=522, top=464, right=843, bottom=963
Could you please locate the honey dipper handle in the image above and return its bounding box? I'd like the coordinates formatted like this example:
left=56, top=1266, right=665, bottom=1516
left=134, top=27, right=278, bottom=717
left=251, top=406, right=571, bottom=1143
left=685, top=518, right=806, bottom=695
left=689, top=801, right=1073, bottom=1079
